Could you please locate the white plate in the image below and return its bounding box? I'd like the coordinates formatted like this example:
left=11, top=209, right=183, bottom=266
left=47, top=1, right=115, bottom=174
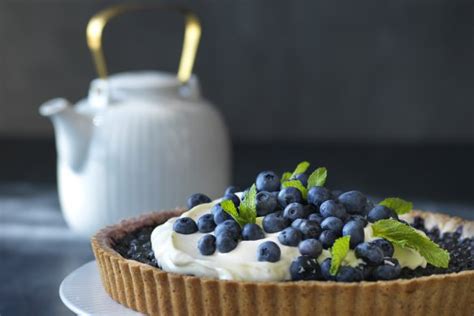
left=59, top=261, right=143, bottom=316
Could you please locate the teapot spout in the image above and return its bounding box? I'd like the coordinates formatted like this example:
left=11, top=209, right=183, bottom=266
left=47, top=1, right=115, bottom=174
left=40, top=98, right=92, bottom=171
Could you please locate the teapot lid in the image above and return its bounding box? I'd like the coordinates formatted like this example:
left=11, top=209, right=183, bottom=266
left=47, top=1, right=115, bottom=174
left=87, top=71, right=200, bottom=108
left=107, top=71, right=185, bottom=90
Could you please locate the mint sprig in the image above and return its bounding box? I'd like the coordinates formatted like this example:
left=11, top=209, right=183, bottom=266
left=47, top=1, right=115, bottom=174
left=281, top=161, right=310, bottom=183
left=330, top=235, right=351, bottom=276
left=220, top=200, right=245, bottom=226
left=379, top=197, right=413, bottom=215
left=221, top=184, right=257, bottom=227
left=281, top=180, right=308, bottom=199
left=281, top=172, right=292, bottom=183
left=240, top=184, right=257, bottom=222
left=371, top=219, right=450, bottom=268
left=290, top=161, right=310, bottom=178
left=307, top=167, right=327, bottom=188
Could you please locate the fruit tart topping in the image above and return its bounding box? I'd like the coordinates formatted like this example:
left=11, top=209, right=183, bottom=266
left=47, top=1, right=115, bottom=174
left=255, top=191, right=278, bottom=216
left=197, top=213, right=216, bottom=233
left=198, top=234, right=216, bottom=256
left=241, top=223, right=265, bottom=241
left=371, top=219, right=450, bottom=268
left=262, top=211, right=291, bottom=233
left=256, top=171, right=280, bottom=192
left=290, top=255, right=321, bottom=280
left=165, top=161, right=457, bottom=281
left=329, top=235, right=351, bottom=276
left=379, top=197, right=413, bottom=215
left=257, top=241, right=281, bottom=262
left=187, top=193, right=212, bottom=209
left=173, top=217, right=198, bottom=234
left=298, top=239, right=323, bottom=257
left=278, top=227, right=303, bottom=246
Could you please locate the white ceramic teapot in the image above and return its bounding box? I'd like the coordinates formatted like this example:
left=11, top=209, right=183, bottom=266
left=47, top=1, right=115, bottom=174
left=40, top=5, right=230, bottom=236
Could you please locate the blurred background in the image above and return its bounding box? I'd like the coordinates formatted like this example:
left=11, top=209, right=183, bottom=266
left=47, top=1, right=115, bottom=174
left=1, top=0, right=473, bottom=314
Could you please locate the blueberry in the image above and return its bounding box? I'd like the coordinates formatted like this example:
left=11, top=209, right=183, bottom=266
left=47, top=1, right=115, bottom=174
left=255, top=191, right=278, bottom=216
left=337, top=191, right=367, bottom=215
left=336, top=266, right=364, bottom=282
left=278, top=187, right=303, bottom=207
left=257, top=241, right=281, bottom=262
left=198, top=234, right=216, bottom=255
left=320, top=258, right=336, bottom=281
left=224, top=186, right=239, bottom=195
left=320, top=200, right=347, bottom=219
left=211, top=204, right=232, bottom=224
left=290, top=256, right=321, bottom=280
left=342, top=220, right=365, bottom=248
left=372, top=258, right=401, bottom=280
left=223, top=193, right=240, bottom=206
left=262, top=211, right=290, bottom=233
left=367, top=205, right=399, bottom=223
left=307, top=186, right=331, bottom=207
left=187, top=193, right=212, bottom=209
left=307, top=213, right=324, bottom=224
left=242, top=223, right=265, bottom=240
left=283, top=203, right=306, bottom=221
left=173, top=217, right=198, bottom=234
left=215, top=220, right=241, bottom=240
left=197, top=214, right=217, bottom=233
left=293, top=173, right=308, bottom=186
left=256, top=171, right=280, bottom=192
left=216, top=232, right=238, bottom=253
left=298, top=239, right=323, bottom=257
left=319, top=229, right=338, bottom=249
left=370, top=239, right=394, bottom=257
left=354, top=242, right=384, bottom=266
left=321, top=216, right=344, bottom=234
left=346, top=214, right=368, bottom=227
left=291, top=218, right=306, bottom=230
left=299, top=220, right=322, bottom=239
left=278, top=227, right=302, bottom=246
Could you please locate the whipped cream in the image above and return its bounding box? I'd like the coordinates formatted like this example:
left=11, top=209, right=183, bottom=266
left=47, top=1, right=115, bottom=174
left=151, top=198, right=427, bottom=281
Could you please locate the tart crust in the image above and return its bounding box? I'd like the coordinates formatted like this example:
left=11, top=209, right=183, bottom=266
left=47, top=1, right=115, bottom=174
left=91, top=209, right=474, bottom=316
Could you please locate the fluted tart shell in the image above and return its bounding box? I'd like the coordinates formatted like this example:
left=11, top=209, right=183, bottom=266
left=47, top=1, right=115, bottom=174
left=91, top=209, right=474, bottom=316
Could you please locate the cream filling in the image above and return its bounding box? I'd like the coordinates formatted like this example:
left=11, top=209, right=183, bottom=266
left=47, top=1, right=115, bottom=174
left=152, top=199, right=427, bottom=281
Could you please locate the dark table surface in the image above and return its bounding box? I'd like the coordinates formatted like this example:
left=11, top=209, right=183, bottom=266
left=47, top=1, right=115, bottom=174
left=1, top=140, right=473, bottom=315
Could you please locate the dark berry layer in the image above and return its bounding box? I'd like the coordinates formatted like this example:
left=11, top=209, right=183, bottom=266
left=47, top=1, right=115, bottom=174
left=114, top=225, right=158, bottom=267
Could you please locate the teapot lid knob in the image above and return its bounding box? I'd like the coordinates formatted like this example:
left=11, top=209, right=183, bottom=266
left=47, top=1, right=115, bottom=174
left=86, top=4, right=201, bottom=84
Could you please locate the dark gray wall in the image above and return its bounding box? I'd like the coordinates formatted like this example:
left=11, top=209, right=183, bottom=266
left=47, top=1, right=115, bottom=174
left=1, top=0, right=473, bottom=142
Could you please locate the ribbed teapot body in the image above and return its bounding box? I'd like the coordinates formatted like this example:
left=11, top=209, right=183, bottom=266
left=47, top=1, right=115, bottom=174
left=57, top=72, right=231, bottom=235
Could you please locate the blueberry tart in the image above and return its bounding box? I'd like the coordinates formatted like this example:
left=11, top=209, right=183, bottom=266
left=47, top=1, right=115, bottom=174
left=92, top=162, right=473, bottom=315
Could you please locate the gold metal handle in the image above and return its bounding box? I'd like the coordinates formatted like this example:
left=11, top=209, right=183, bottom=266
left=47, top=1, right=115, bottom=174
left=86, top=4, right=201, bottom=83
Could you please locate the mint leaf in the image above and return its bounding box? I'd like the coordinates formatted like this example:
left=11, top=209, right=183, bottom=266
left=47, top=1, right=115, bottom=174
left=281, top=172, right=292, bottom=183
left=307, top=167, right=328, bottom=188
left=291, top=161, right=310, bottom=178
left=220, top=199, right=246, bottom=227
left=371, top=219, right=450, bottom=268
left=379, top=197, right=413, bottom=215
left=330, top=235, right=351, bottom=275
left=282, top=180, right=308, bottom=199
left=239, top=184, right=257, bottom=224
